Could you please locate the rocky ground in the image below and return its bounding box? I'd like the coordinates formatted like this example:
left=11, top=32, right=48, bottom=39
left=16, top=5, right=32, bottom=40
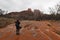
left=0, top=21, right=60, bottom=40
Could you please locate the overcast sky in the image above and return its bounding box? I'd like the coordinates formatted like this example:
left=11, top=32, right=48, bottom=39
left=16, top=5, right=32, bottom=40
left=0, top=0, right=60, bottom=14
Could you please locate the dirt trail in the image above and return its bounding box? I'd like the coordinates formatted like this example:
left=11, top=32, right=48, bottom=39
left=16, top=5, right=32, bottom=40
left=0, top=21, right=60, bottom=40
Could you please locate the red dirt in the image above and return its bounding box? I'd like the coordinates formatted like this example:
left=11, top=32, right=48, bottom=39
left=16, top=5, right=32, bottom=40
left=0, top=21, right=60, bottom=40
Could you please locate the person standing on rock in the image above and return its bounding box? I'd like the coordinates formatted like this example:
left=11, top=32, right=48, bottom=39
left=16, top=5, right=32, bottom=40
left=15, top=19, right=21, bottom=35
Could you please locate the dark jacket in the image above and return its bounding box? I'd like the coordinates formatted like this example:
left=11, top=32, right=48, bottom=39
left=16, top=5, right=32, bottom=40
left=15, top=20, right=20, bottom=29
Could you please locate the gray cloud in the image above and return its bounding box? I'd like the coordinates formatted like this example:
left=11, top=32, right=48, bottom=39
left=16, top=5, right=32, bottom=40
left=0, top=0, right=60, bottom=13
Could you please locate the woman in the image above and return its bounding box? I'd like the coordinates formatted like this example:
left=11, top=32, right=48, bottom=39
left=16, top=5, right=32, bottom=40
left=15, top=20, right=21, bottom=35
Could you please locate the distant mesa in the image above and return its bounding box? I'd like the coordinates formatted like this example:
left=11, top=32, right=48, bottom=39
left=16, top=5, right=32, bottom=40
left=5, top=8, right=43, bottom=20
